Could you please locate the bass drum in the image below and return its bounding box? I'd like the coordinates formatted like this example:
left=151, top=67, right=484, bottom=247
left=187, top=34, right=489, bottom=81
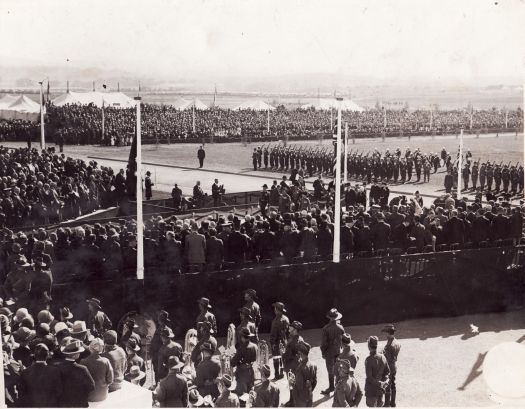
left=117, top=311, right=157, bottom=357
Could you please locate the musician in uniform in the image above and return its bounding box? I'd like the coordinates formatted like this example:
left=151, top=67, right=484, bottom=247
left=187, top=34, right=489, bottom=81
left=321, top=308, right=345, bottom=395
left=236, top=307, right=257, bottom=348
left=337, top=333, right=359, bottom=374
left=157, top=327, right=184, bottom=381
left=364, top=336, right=390, bottom=407
left=462, top=164, right=470, bottom=191
left=231, top=327, right=258, bottom=395
left=291, top=341, right=317, bottom=407
left=332, top=359, right=362, bottom=408
left=154, top=356, right=188, bottom=408
left=215, top=374, right=240, bottom=408
left=471, top=162, right=479, bottom=190
left=151, top=310, right=171, bottom=383
left=502, top=165, right=511, bottom=192
left=282, top=320, right=304, bottom=407
left=269, top=302, right=289, bottom=380
left=479, top=163, right=486, bottom=191
left=243, top=289, right=261, bottom=339
left=263, top=147, right=269, bottom=169
left=381, top=324, right=401, bottom=407
left=251, top=364, right=280, bottom=407
left=195, top=341, right=221, bottom=399
left=486, top=163, right=494, bottom=191
left=196, top=297, right=217, bottom=337
left=192, top=321, right=218, bottom=365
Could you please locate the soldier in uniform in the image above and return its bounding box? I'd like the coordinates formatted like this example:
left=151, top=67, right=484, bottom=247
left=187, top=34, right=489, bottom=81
left=151, top=310, right=171, bottom=384
left=195, top=341, right=221, bottom=399
left=479, top=163, right=486, bottom=191
left=486, top=163, right=494, bottom=191
left=157, top=327, right=184, bottom=381
left=414, top=159, right=422, bottom=182
left=263, top=147, right=269, bottom=169
left=510, top=165, right=519, bottom=193
left=145, top=171, right=154, bottom=200
left=381, top=324, right=401, bottom=408
left=251, top=364, right=280, bottom=407
left=231, top=327, right=258, bottom=395
left=153, top=356, right=188, bottom=408
left=320, top=308, right=345, bottom=395
left=257, top=147, right=263, bottom=169
left=364, top=336, right=390, bottom=408
left=399, top=159, right=407, bottom=183
left=252, top=149, right=258, bottom=171
left=337, top=333, right=359, bottom=373
left=423, top=159, right=431, bottom=183
left=192, top=321, right=218, bottom=365
left=269, top=302, right=289, bottom=380
left=406, top=155, right=413, bottom=182
left=471, top=161, right=479, bottom=190
left=236, top=307, right=256, bottom=347
left=519, top=166, right=524, bottom=192
left=196, top=297, right=217, bottom=337
left=291, top=341, right=317, bottom=407
left=259, top=185, right=270, bottom=217
left=282, top=320, right=304, bottom=407
left=462, top=164, right=470, bottom=191
left=243, top=289, right=261, bottom=339
left=215, top=374, right=240, bottom=408
left=332, top=359, right=362, bottom=408
left=494, top=164, right=502, bottom=191
left=502, top=165, right=510, bottom=193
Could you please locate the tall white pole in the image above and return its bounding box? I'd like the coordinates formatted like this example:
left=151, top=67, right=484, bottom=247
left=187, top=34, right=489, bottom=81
left=333, top=98, right=343, bottom=263
left=267, top=106, right=270, bottom=133
left=39, top=82, right=45, bottom=150
left=101, top=99, right=105, bottom=144
left=383, top=106, right=387, bottom=128
left=344, top=122, right=348, bottom=183
left=135, top=97, right=144, bottom=280
left=457, top=128, right=463, bottom=197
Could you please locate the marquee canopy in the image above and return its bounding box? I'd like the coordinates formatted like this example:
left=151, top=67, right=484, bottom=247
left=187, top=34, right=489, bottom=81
left=301, top=98, right=364, bottom=112
left=174, top=98, right=208, bottom=110
left=52, top=91, right=137, bottom=109
left=0, top=94, right=42, bottom=122
left=234, top=100, right=275, bottom=111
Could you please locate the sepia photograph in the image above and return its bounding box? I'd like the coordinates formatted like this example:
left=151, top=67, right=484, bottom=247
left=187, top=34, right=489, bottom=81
left=0, top=0, right=524, bottom=407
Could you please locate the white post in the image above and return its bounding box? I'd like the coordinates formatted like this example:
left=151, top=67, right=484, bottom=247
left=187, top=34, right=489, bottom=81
left=39, top=82, right=45, bottom=150
left=457, top=128, right=463, bottom=196
left=344, top=122, right=348, bottom=183
left=192, top=102, right=196, bottom=134
left=267, top=105, right=270, bottom=133
left=135, top=97, right=144, bottom=280
left=333, top=98, right=343, bottom=263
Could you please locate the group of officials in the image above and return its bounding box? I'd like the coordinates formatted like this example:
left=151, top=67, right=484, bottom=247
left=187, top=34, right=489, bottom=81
left=146, top=289, right=401, bottom=407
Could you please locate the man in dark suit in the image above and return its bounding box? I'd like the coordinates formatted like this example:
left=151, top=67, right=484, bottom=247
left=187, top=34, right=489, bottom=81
left=471, top=210, right=491, bottom=245
left=370, top=213, right=391, bottom=251
left=56, top=339, right=95, bottom=408
left=20, top=343, right=62, bottom=407
left=205, top=228, right=224, bottom=270
left=197, top=145, right=206, bottom=168
left=444, top=210, right=465, bottom=245
left=225, top=220, right=250, bottom=263
left=492, top=208, right=510, bottom=240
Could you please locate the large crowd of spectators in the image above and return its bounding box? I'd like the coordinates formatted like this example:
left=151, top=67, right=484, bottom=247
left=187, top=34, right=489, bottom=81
left=0, top=104, right=522, bottom=145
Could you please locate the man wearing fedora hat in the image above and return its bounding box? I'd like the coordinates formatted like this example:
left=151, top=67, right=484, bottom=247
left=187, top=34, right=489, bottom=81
left=321, top=308, right=345, bottom=395
left=154, top=355, right=189, bottom=407
left=269, top=301, right=289, bottom=380
left=243, top=289, right=261, bottom=338
left=381, top=324, right=400, bottom=407
left=196, top=297, right=217, bottom=338
left=81, top=338, right=114, bottom=402
left=86, top=298, right=112, bottom=339
left=158, top=327, right=183, bottom=381
left=251, top=363, right=280, bottom=407
left=231, top=326, right=258, bottom=395
left=59, top=306, right=74, bottom=328
left=125, top=365, right=146, bottom=385
left=195, top=341, right=221, bottom=399
left=291, top=340, right=317, bottom=407
left=364, top=336, right=390, bottom=407
left=192, top=321, right=218, bottom=365
left=215, top=374, right=240, bottom=408
left=56, top=339, right=95, bottom=407
left=333, top=359, right=362, bottom=407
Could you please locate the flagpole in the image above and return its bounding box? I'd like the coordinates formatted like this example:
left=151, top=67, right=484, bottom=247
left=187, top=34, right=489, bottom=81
left=135, top=96, right=144, bottom=280
left=457, top=128, right=463, bottom=197
left=344, top=122, right=348, bottom=184
left=66, top=80, right=69, bottom=93
left=39, top=81, right=45, bottom=150
left=333, top=97, right=343, bottom=263
left=101, top=99, right=105, bottom=144
left=267, top=104, right=270, bottom=133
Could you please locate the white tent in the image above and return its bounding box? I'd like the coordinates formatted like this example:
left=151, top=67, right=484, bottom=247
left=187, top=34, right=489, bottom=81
left=173, top=98, right=191, bottom=110
left=52, top=91, right=136, bottom=109
left=301, top=98, right=364, bottom=112
left=174, top=98, right=208, bottom=110
left=8, top=95, right=41, bottom=113
left=234, top=100, right=275, bottom=111
left=0, top=95, right=41, bottom=122
left=0, top=94, right=19, bottom=110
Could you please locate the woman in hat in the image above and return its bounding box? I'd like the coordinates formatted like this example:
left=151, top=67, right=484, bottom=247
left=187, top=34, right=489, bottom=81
left=80, top=338, right=114, bottom=402
left=214, top=375, right=240, bottom=408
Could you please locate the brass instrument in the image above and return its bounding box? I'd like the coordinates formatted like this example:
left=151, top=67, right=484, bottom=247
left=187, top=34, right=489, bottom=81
left=255, top=340, right=270, bottom=381
left=219, top=323, right=236, bottom=377
left=183, top=328, right=198, bottom=366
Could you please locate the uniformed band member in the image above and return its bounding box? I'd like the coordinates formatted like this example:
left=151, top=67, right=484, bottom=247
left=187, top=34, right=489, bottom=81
left=243, top=289, right=262, bottom=339
left=154, top=355, right=188, bottom=407
left=151, top=310, right=171, bottom=383
left=269, top=302, right=290, bottom=380
left=215, top=374, right=240, bottom=408
left=236, top=307, right=257, bottom=347
left=145, top=171, right=154, bottom=200
left=251, top=364, right=280, bottom=407
left=333, top=359, right=362, bottom=407
left=195, top=341, right=221, bottom=399
left=364, top=336, right=390, bottom=407
left=321, top=308, right=345, bottom=395
left=231, top=327, right=258, bottom=395
left=290, top=340, right=317, bottom=407
left=86, top=298, right=112, bottom=339
left=157, top=327, right=184, bottom=381
left=381, top=324, right=401, bottom=407
left=192, top=321, right=218, bottom=365
left=196, top=297, right=217, bottom=338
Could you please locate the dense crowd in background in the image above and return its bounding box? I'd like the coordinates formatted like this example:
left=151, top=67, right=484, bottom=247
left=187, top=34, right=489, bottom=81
left=0, top=103, right=522, bottom=146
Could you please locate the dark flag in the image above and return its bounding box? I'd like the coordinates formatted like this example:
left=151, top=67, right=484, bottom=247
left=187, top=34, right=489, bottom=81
left=126, top=125, right=137, bottom=199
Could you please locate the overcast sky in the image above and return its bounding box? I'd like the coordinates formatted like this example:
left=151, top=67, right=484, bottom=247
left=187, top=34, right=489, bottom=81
left=1, top=0, right=524, bottom=83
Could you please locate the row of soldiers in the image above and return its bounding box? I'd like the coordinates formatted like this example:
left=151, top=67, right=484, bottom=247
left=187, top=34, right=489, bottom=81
left=252, top=145, right=444, bottom=184
left=150, top=289, right=400, bottom=407
left=456, top=160, right=524, bottom=193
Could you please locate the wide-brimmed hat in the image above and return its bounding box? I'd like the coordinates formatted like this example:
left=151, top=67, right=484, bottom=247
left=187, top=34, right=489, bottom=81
left=197, top=321, right=214, bottom=334
left=291, top=321, right=303, bottom=331
left=216, top=374, right=236, bottom=391
left=243, top=289, right=257, bottom=298
left=272, top=302, right=286, bottom=313
left=197, top=297, right=212, bottom=309
left=126, top=318, right=139, bottom=329
left=381, top=324, right=396, bottom=334
left=127, top=338, right=141, bottom=352
left=128, top=365, right=146, bottom=381
left=188, top=388, right=205, bottom=407
left=168, top=355, right=184, bottom=370
left=54, top=321, right=70, bottom=335
left=342, top=333, right=355, bottom=346
left=15, top=256, right=30, bottom=268
left=70, top=321, right=87, bottom=336
left=86, top=298, right=102, bottom=309
left=14, top=326, right=35, bottom=343
left=368, top=336, right=379, bottom=348
left=0, top=307, right=13, bottom=317
left=337, top=358, right=353, bottom=374
left=60, top=307, right=73, bottom=320
left=326, top=308, right=342, bottom=321
left=13, top=308, right=29, bottom=323
left=61, top=339, right=85, bottom=355
left=37, top=310, right=54, bottom=325
left=160, top=327, right=175, bottom=339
